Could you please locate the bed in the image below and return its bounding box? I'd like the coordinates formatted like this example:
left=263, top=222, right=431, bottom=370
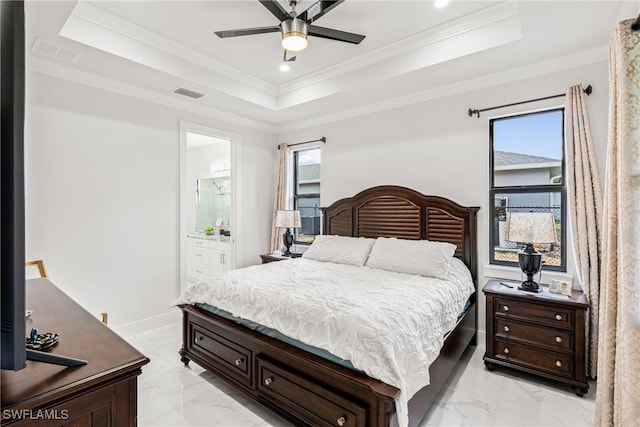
left=178, top=185, right=479, bottom=427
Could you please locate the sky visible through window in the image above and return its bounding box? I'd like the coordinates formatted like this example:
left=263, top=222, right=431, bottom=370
left=298, top=148, right=321, bottom=165
left=493, top=110, right=563, bottom=160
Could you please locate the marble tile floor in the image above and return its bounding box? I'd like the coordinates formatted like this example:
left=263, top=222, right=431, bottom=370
left=125, top=321, right=595, bottom=427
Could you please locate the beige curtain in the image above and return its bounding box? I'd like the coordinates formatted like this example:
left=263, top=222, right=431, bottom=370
left=595, top=19, right=640, bottom=427
left=564, top=85, right=603, bottom=379
left=270, top=143, right=290, bottom=252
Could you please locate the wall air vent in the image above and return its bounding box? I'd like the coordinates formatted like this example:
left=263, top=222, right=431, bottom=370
left=31, top=38, right=81, bottom=63
left=173, top=87, right=205, bottom=99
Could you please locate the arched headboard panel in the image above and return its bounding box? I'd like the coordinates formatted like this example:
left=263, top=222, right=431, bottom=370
left=321, top=185, right=480, bottom=282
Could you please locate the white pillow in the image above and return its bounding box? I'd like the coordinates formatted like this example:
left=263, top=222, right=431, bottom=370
left=302, top=235, right=375, bottom=266
left=365, top=237, right=457, bottom=279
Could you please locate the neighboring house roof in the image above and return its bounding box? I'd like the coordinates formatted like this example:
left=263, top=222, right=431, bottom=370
left=494, top=151, right=561, bottom=173
left=495, top=151, right=559, bottom=166
left=299, top=164, right=320, bottom=181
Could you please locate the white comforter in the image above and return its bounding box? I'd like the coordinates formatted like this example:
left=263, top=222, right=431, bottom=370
left=178, top=257, right=475, bottom=427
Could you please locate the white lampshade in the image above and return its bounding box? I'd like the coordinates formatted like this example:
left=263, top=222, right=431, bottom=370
left=275, top=210, right=301, bottom=228
left=281, top=18, right=308, bottom=52
left=505, top=212, right=557, bottom=244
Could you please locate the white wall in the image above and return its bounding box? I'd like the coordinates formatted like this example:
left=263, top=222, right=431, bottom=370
left=277, top=61, right=610, bottom=333
left=25, top=71, right=276, bottom=328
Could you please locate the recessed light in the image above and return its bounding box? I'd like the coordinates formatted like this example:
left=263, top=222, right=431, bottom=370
left=434, top=0, right=449, bottom=8
left=279, top=63, right=291, bottom=72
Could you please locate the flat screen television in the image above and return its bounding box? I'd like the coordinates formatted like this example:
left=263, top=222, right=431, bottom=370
left=1, top=0, right=86, bottom=370
left=1, top=0, right=28, bottom=371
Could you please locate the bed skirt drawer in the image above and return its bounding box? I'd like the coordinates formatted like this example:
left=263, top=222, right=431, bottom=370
left=189, top=323, right=252, bottom=387
left=257, top=356, right=366, bottom=427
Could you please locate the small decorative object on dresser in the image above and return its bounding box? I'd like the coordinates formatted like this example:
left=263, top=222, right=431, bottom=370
left=483, top=280, right=589, bottom=396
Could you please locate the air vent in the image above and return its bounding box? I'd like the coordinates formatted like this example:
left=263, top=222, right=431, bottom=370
left=173, top=87, right=205, bottom=99
left=31, top=38, right=80, bottom=63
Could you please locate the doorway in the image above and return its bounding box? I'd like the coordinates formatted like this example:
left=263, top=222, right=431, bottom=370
left=179, top=122, right=238, bottom=294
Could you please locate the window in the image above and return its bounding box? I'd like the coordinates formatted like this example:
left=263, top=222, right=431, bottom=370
left=490, top=109, right=566, bottom=271
left=293, top=147, right=321, bottom=244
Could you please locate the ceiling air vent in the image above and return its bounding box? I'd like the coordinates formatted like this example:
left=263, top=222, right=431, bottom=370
left=31, top=38, right=81, bottom=63
left=173, top=87, right=205, bottom=99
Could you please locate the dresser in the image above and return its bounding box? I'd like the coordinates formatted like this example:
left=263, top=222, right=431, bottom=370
left=483, top=280, right=589, bottom=396
left=1, top=278, right=149, bottom=425
left=186, top=235, right=231, bottom=281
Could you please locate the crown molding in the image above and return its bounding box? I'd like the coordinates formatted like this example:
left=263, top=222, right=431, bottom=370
left=27, top=56, right=278, bottom=134
left=68, top=1, right=276, bottom=96
left=277, top=1, right=520, bottom=96
left=275, top=45, right=607, bottom=133
left=275, top=3, right=522, bottom=109
left=59, top=2, right=277, bottom=110
left=26, top=41, right=606, bottom=137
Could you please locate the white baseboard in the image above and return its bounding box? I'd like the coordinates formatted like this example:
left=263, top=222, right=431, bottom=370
left=112, top=309, right=181, bottom=338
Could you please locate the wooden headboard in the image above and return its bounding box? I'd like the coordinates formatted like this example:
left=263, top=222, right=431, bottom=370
left=321, top=185, right=480, bottom=282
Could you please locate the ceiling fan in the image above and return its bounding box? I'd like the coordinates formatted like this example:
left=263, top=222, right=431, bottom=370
left=214, top=0, right=365, bottom=62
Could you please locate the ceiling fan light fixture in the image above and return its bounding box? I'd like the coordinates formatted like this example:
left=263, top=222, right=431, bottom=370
left=281, top=18, right=308, bottom=52
left=279, top=62, right=291, bottom=72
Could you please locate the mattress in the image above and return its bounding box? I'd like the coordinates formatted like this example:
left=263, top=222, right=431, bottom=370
left=178, top=257, right=475, bottom=427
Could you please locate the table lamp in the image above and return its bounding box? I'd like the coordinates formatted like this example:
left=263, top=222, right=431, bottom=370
left=505, top=212, right=558, bottom=293
left=275, top=210, right=301, bottom=256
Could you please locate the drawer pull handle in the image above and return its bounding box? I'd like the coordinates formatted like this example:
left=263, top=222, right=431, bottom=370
left=264, top=377, right=273, bottom=386
left=337, top=416, right=346, bottom=426
left=195, top=336, right=204, bottom=343
left=555, top=314, right=562, bottom=321
left=503, top=325, right=510, bottom=332
left=503, top=305, right=509, bottom=312
left=503, top=347, right=510, bottom=354
left=555, top=336, right=563, bottom=343
left=235, top=358, right=243, bottom=366
left=556, top=360, right=562, bottom=367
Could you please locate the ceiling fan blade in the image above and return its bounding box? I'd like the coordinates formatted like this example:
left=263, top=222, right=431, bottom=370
left=299, top=0, right=345, bottom=24
left=215, top=26, right=281, bottom=39
left=258, top=0, right=290, bottom=22
left=308, top=25, right=365, bottom=44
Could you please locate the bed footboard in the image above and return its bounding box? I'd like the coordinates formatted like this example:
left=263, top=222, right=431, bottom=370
left=179, top=304, right=400, bottom=427
left=179, top=298, right=476, bottom=427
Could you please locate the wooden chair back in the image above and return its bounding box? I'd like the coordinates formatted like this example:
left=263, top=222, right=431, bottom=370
left=25, top=259, right=49, bottom=279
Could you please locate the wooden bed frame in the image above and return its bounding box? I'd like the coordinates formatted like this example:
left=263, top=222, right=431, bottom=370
left=179, top=185, right=479, bottom=427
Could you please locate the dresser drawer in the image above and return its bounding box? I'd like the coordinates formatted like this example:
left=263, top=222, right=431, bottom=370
left=494, top=298, right=574, bottom=329
left=190, top=323, right=252, bottom=387
left=496, top=318, right=572, bottom=353
left=495, top=340, right=573, bottom=378
left=257, top=357, right=366, bottom=427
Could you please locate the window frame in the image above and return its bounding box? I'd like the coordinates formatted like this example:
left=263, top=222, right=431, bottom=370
left=291, top=147, right=321, bottom=245
left=489, top=108, right=567, bottom=272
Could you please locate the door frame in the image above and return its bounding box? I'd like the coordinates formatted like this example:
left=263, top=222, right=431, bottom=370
left=179, top=121, right=239, bottom=294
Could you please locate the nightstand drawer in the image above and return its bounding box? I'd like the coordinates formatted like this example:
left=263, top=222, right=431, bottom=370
left=496, top=319, right=573, bottom=352
left=495, top=340, right=573, bottom=378
left=494, top=298, right=573, bottom=329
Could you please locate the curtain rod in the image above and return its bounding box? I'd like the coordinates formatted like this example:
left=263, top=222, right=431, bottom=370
left=278, top=137, right=326, bottom=149
left=632, top=13, right=640, bottom=30
left=468, top=85, right=592, bottom=118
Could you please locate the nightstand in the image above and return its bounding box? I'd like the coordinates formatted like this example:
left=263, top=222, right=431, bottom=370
left=483, top=280, right=589, bottom=396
